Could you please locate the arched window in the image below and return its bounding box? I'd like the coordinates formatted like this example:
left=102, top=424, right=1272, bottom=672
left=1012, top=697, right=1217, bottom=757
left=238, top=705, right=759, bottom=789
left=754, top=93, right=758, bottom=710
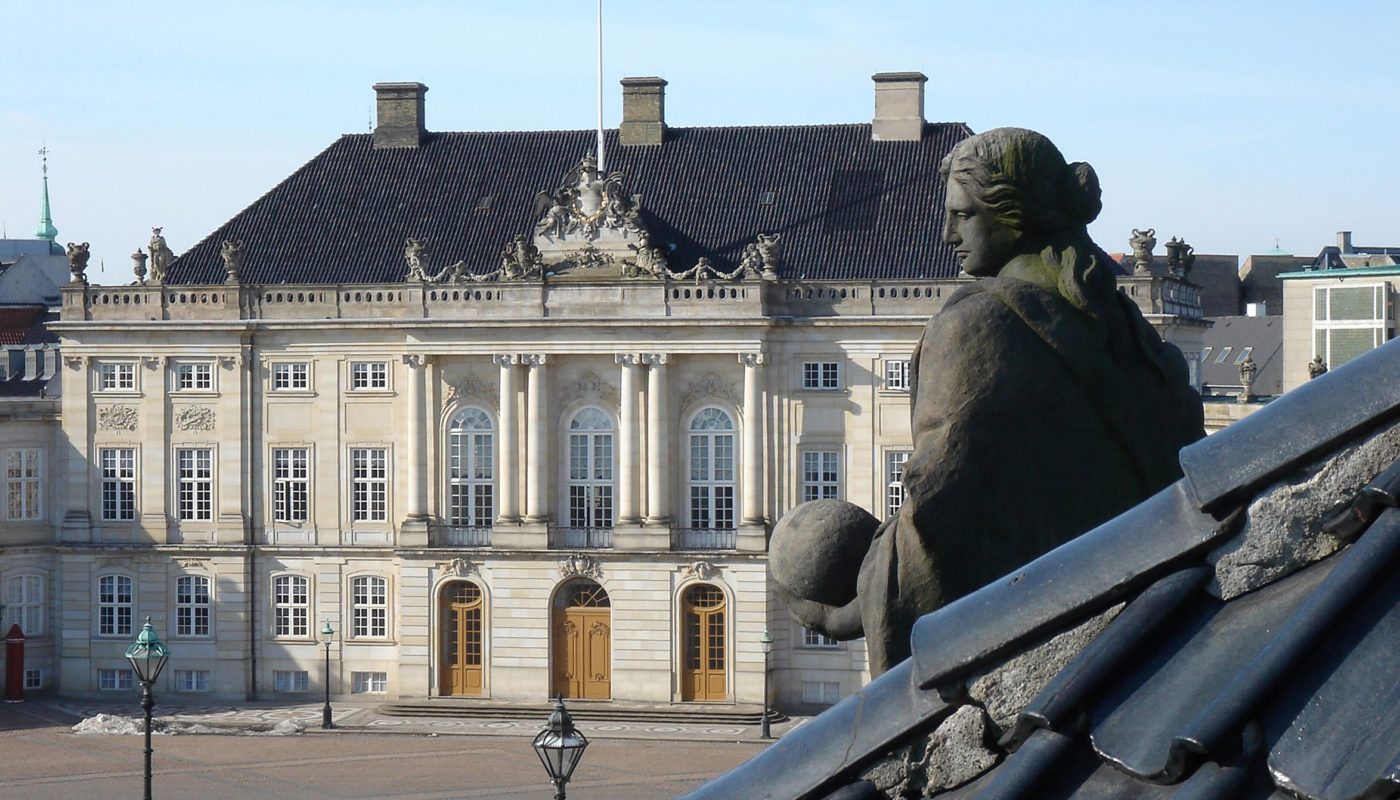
left=447, top=407, right=494, bottom=536
left=567, top=408, right=614, bottom=532
left=273, top=574, right=309, bottom=637
left=175, top=575, right=211, bottom=637
left=687, top=408, right=736, bottom=547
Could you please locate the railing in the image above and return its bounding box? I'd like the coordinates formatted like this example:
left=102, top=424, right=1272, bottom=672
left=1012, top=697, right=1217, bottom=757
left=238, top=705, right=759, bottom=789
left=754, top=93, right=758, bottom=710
left=548, top=526, right=613, bottom=549
left=439, top=525, right=492, bottom=547
left=673, top=527, right=737, bottom=551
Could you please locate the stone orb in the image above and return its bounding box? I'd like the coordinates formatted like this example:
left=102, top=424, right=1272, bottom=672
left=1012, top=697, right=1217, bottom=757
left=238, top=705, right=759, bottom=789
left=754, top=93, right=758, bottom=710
left=770, top=499, right=880, bottom=607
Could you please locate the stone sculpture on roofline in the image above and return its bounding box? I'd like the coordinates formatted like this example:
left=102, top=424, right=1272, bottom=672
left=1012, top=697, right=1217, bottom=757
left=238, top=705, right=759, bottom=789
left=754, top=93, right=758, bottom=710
left=148, top=227, right=174, bottom=284
left=66, top=241, right=91, bottom=285
left=769, top=127, right=1205, bottom=676
left=1130, top=227, right=1156, bottom=276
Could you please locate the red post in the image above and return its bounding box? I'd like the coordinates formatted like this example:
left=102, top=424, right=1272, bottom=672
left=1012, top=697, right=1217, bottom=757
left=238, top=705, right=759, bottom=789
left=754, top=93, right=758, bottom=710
left=4, top=623, right=25, bottom=703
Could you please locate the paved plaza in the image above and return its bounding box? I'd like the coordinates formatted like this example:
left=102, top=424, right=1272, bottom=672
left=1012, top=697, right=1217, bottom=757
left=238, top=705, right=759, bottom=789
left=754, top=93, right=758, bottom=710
left=0, top=701, right=772, bottom=799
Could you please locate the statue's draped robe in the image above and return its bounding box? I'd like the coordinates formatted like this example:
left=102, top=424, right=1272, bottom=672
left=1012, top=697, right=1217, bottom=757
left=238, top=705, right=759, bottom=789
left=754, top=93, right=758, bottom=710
left=857, top=272, right=1204, bottom=673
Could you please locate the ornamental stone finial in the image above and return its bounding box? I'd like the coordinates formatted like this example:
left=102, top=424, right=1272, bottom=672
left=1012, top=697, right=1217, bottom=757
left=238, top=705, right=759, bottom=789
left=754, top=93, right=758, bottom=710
left=131, top=248, right=148, bottom=284
left=220, top=239, right=245, bottom=283
left=1130, top=228, right=1156, bottom=276
left=65, top=241, right=91, bottom=285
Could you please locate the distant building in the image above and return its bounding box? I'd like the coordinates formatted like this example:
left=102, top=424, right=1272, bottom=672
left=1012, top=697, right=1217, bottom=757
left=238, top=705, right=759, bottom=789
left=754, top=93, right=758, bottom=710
left=1281, top=231, right=1400, bottom=393
left=1198, top=314, right=1281, bottom=431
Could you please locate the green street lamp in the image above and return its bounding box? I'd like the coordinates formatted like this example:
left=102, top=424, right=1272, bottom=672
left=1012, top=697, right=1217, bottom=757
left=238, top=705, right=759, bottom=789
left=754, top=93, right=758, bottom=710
left=321, top=620, right=335, bottom=730
left=532, top=698, right=589, bottom=800
left=125, top=617, right=169, bottom=800
left=759, top=629, right=774, bottom=740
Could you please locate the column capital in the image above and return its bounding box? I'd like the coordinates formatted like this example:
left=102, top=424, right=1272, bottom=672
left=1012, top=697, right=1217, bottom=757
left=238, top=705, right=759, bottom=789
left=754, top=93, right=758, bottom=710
left=739, top=352, right=767, bottom=367
left=615, top=353, right=642, bottom=367
left=523, top=353, right=549, bottom=367
left=401, top=353, right=430, bottom=368
left=641, top=353, right=670, bottom=366
left=493, top=353, right=520, bottom=367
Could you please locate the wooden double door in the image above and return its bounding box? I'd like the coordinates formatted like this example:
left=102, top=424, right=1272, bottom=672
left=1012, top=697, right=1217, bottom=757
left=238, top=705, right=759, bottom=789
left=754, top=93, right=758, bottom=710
left=440, top=581, right=484, bottom=696
left=553, top=580, right=612, bottom=700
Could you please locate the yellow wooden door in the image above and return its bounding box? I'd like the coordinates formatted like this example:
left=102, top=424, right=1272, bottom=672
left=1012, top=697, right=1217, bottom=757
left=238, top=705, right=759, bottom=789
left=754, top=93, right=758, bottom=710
left=440, top=582, right=484, bottom=696
left=682, top=585, right=727, bottom=701
left=555, top=607, right=611, bottom=700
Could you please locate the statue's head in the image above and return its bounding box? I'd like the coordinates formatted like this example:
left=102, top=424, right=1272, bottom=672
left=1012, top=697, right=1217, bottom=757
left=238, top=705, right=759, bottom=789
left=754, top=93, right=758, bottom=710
left=939, top=128, right=1102, bottom=277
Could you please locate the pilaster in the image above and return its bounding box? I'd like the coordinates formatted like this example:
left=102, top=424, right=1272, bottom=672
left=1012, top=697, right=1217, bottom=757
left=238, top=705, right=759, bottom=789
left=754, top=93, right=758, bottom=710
left=524, top=354, right=549, bottom=523
left=643, top=353, right=671, bottom=526
left=740, top=352, right=767, bottom=531
left=616, top=354, right=642, bottom=524
left=400, top=353, right=430, bottom=547
left=139, top=356, right=168, bottom=543
left=494, top=354, right=521, bottom=524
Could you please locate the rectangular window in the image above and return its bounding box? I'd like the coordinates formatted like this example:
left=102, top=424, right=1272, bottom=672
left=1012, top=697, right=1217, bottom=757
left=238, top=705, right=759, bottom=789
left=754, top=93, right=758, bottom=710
left=272, top=362, right=310, bottom=391
left=24, top=669, right=43, bottom=689
left=273, top=575, right=309, bottom=637
left=100, top=448, right=137, bottom=521
left=350, top=361, right=388, bottom=390
left=351, top=576, right=388, bottom=638
left=6, top=449, right=42, bottom=521
left=1314, top=284, right=1389, bottom=369
left=175, top=575, right=211, bottom=637
left=174, top=362, right=213, bottom=391
left=98, top=575, right=133, bottom=636
left=98, top=668, right=134, bottom=690
left=801, top=681, right=840, bottom=705
left=96, top=362, right=135, bottom=391
left=274, top=670, right=309, bottom=693
left=350, top=448, right=388, bottom=522
left=1214, top=346, right=1232, bottom=364
left=884, top=359, right=911, bottom=391
left=802, top=451, right=841, bottom=502
left=4, top=574, right=44, bottom=636
left=176, top=448, right=214, bottom=521
left=802, top=627, right=840, bottom=648
left=272, top=448, right=310, bottom=523
left=351, top=671, right=388, bottom=694
left=802, top=361, right=841, bottom=390
left=886, top=450, right=913, bottom=519
left=174, top=669, right=210, bottom=692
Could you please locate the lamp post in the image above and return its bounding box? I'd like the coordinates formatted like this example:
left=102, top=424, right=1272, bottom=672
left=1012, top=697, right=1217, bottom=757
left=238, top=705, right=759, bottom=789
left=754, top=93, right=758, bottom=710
left=759, top=629, right=773, bottom=740
left=532, top=698, right=589, bottom=800
left=125, top=618, right=170, bottom=800
left=321, top=620, right=335, bottom=729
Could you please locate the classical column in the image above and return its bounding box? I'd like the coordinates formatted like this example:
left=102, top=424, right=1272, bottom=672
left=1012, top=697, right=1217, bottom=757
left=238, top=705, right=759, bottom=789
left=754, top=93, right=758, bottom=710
left=616, top=353, right=642, bottom=524
left=494, top=354, right=520, bottom=524
left=402, top=354, right=429, bottom=523
left=740, top=353, right=766, bottom=525
left=643, top=353, right=670, bottom=525
left=524, top=354, right=549, bottom=523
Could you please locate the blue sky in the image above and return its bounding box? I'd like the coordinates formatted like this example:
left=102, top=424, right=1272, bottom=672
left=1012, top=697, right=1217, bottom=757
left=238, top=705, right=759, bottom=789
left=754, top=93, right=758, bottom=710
left=3, top=1, right=1398, bottom=280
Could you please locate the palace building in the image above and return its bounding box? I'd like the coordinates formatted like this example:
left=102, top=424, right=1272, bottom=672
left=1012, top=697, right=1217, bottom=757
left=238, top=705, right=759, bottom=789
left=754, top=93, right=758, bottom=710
left=6, top=74, right=1206, bottom=710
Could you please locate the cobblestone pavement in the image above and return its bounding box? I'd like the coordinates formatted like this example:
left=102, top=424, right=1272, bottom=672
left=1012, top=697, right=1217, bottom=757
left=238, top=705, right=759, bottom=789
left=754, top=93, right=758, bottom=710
left=0, top=703, right=767, bottom=799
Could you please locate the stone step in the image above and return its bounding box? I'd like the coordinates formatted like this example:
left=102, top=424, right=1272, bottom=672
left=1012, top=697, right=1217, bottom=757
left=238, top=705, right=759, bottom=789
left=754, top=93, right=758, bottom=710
left=376, top=699, right=786, bottom=726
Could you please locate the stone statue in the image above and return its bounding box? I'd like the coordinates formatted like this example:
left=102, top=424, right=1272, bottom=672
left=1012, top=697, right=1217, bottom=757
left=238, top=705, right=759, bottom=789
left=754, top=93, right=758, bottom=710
left=770, top=128, right=1205, bottom=675
left=756, top=233, right=783, bottom=280
left=1309, top=355, right=1329, bottom=380
left=624, top=232, right=668, bottom=278
left=65, top=241, right=91, bottom=285
left=404, top=237, right=429, bottom=281
left=532, top=154, right=641, bottom=241
left=220, top=239, right=245, bottom=283
left=499, top=234, right=542, bottom=279
left=148, top=227, right=174, bottom=284
left=131, top=248, right=148, bottom=285
left=1238, top=355, right=1257, bottom=402
left=739, top=243, right=764, bottom=279
left=1130, top=228, right=1156, bottom=276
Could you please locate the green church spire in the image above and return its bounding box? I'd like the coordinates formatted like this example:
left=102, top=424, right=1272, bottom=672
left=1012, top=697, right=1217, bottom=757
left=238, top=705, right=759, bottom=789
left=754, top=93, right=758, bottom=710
left=34, top=145, right=58, bottom=242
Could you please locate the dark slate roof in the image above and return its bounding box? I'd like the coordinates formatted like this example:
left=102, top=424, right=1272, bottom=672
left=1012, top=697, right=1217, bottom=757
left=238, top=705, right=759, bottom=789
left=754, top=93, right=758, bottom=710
left=168, top=124, right=973, bottom=285
left=1200, top=315, right=1282, bottom=396
left=1309, top=244, right=1400, bottom=271
left=684, top=338, right=1400, bottom=800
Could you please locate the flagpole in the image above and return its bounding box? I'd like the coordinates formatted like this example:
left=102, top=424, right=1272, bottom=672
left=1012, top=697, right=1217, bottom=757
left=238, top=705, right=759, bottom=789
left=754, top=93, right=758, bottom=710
left=596, top=0, right=606, bottom=172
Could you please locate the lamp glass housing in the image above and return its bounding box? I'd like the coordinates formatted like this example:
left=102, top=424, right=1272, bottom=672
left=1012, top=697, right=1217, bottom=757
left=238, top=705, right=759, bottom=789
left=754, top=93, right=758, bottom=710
left=124, top=618, right=170, bottom=684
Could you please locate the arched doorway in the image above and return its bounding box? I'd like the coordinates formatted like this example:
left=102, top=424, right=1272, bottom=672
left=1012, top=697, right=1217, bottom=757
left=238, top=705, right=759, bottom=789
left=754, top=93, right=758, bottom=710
left=681, top=583, right=728, bottom=701
left=439, top=581, right=485, bottom=696
left=552, top=579, right=611, bottom=700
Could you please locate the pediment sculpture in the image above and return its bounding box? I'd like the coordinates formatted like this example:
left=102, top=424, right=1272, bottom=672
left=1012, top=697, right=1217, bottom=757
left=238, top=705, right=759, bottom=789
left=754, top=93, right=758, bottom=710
left=534, top=154, right=642, bottom=242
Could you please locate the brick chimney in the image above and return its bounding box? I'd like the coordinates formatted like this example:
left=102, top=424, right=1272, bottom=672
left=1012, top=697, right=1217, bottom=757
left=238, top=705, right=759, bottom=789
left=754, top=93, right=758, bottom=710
left=620, top=77, right=667, bottom=146
left=373, top=82, right=428, bottom=149
left=871, top=72, right=927, bottom=141
left=1337, top=230, right=1354, bottom=254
